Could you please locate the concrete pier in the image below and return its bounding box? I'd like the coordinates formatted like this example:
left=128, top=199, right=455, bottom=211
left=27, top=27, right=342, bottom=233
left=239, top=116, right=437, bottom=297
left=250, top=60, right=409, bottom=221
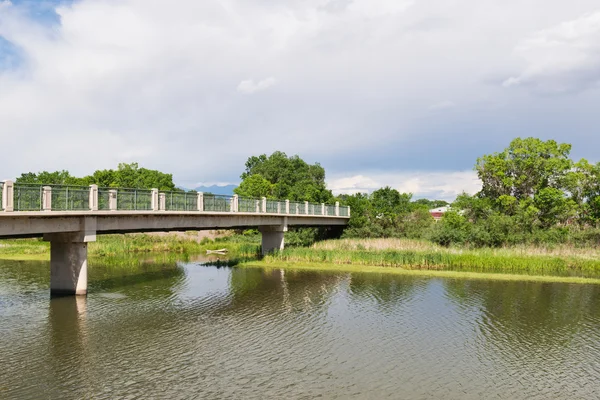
left=44, top=222, right=96, bottom=296
left=259, top=223, right=288, bottom=255
left=49, top=239, right=89, bottom=296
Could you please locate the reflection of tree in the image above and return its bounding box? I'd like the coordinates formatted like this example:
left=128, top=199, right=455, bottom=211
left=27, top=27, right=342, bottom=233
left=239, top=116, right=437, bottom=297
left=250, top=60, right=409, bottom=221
left=443, top=279, right=600, bottom=358
left=348, top=273, right=424, bottom=310
left=228, top=267, right=342, bottom=314
left=89, top=256, right=186, bottom=300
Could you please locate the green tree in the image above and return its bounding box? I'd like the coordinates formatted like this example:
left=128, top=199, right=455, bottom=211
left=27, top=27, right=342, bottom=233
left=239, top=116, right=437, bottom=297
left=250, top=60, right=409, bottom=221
left=234, top=175, right=275, bottom=198
left=476, top=137, right=572, bottom=202
left=15, top=163, right=178, bottom=191
left=237, top=151, right=333, bottom=202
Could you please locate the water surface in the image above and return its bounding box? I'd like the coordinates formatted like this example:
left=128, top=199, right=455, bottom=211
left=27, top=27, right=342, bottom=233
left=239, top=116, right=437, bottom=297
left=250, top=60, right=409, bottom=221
left=1, top=257, right=599, bottom=399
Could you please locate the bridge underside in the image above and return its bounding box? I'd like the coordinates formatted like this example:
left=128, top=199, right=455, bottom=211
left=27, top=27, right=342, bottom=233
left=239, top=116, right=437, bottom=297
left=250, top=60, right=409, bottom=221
left=0, top=212, right=348, bottom=296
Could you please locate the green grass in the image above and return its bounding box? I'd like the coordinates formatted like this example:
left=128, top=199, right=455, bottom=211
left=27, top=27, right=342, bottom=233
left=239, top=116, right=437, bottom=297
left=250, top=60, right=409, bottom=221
left=0, top=233, right=260, bottom=260
left=239, top=261, right=600, bottom=285
left=261, top=238, right=600, bottom=279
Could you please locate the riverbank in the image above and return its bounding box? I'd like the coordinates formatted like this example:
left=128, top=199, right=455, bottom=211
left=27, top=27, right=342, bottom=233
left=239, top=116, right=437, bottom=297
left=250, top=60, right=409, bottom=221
left=253, top=238, right=600, bottom=282
left=0, top=232, right=260, bottom=261
left=239, top=261, right=600, bottom=284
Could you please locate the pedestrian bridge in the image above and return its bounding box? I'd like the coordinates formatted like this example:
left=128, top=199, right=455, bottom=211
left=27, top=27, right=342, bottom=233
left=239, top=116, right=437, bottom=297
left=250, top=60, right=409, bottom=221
left=0, top=181, right=350, bottom=296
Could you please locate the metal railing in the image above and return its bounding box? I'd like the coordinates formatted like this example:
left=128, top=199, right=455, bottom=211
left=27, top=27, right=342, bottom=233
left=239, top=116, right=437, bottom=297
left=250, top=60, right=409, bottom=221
left=14, top=185, right=43, bottom=211
left=203, top=194, right=232, bottom=212
left=50, top=185, right=90, bottom=211
left=163, top=191, right=197, bottom=211
left=98, top=188, right=112, bottom=211
left=0, top=181, right=350, bottom=217
left=238, top=197, right=260, bottom=213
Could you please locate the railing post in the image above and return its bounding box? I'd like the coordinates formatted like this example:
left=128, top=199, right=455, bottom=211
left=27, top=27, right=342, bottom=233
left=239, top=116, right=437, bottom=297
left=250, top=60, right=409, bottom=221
left=305, top=201, right=309, bottom=215
left=262, top=197, right=267, bottom=213
left=159, top=193, right=166, bottom=211
left=151, top=188, right=159, bottom=211
left=335, top=202, right=340, bottom=216
left=108, top=190, right=117, bottom=211
left=321, top=203, right=325, bottom=215
left=232, top=195, right=238, bottom=212
left=277, top=201, right=281, bottom=214
left=256, top=199, right=260, bottom=213
left=348, top=206, right=351, bottom=217
left=197, top=192, right=204, bottom=211
left=2, top=180, right=14, bottom=212
left=89, top=185, right=98, bottom=211
left=42, top=186, right=52, bottom=211
left=285, top=200, right=290, bottom=214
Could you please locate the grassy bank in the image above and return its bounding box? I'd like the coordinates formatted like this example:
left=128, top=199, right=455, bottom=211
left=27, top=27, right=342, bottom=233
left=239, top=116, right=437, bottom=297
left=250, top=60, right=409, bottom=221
left=259, top=238, right=600, bottom=279
left=240, top=262, right=600, bottom=285
left=0, top=233, right=261, bottom=261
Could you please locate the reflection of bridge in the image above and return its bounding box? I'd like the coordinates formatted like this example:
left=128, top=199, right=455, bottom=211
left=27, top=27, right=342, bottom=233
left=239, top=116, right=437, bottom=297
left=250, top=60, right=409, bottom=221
left=0, top=181, right=350, bottom=296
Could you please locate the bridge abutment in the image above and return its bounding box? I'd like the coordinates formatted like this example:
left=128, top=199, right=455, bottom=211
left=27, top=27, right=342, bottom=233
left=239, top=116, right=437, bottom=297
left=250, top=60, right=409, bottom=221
left=259, top=222, right=288, bottom=255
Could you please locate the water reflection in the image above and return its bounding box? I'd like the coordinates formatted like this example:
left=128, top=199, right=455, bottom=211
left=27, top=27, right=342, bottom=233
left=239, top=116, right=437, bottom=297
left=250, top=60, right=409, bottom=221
left=1, top=257, right=600, bottom=399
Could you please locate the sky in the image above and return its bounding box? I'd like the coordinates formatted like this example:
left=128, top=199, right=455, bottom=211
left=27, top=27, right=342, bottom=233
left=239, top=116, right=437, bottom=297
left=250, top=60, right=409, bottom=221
left=1, top=0, right=599, bottom=200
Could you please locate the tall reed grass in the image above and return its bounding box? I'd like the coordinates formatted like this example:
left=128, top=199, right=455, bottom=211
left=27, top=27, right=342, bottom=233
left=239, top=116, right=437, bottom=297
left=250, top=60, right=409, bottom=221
left=264, top=238, right=600, bottom=278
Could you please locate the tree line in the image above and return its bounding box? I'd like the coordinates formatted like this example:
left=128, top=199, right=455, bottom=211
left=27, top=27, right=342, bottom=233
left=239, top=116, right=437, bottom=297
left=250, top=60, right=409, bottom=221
left=14, top=138, right=600, bottom=248
left=15, top=162, right=178, bottom=191
left=339, top=137, right=600, bottom=247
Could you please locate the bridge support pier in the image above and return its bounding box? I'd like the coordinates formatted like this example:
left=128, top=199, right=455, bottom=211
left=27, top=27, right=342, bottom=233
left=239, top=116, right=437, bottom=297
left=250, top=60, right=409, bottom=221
left=44, top=220, right=96, bottom=297
left=259, top=223, right=287, bottom=255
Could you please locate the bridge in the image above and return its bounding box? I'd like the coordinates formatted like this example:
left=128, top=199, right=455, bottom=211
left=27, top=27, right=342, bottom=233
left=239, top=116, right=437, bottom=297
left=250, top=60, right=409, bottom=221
left=0, top=181, right=350, bottom=296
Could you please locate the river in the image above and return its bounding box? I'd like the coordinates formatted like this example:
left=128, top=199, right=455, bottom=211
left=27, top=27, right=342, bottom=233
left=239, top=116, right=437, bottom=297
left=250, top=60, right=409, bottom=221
left=1, top=257, right=600, bottom=399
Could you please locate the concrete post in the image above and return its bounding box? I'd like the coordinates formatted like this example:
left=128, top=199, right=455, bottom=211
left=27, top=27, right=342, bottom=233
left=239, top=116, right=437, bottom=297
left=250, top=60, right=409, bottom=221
left=277, top=201, right=281, bottom=214
left=321, top=203, right=325, bottom=216
left=256, top=199, right=260, bottom=213
left=151, top=188, right=159, bottom=211
left=259, top=223, right=288, bottom=255
left=335, top=202, right=340, bottom=216
left=159, top=193, right=166, bottom=211
left=232, top=195, right=238, bottom=212
left=348, top=206, right=351, bottom=217
left=285, top=200, right=290, bottom=214
left=108, top=190, right=117, bottom=211
left=42, top=186, right=52, bottom=211
left=2, top=180, right=14, bottom=212
left=262, top=197, right=267, bottom=213
left=44, top=221, right=96, bottom=296
left=197, top=192, right=204, bottom=211
left=305, top=201, right=309, bottom=215
left=89, top=185, right=98, bottom=211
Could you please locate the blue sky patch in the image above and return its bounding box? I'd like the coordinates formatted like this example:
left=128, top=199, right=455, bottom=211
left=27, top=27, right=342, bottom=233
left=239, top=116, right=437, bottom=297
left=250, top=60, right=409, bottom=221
left=0, top=36, right=23, bottom=70
left=10, top=0, right=74, bottom=26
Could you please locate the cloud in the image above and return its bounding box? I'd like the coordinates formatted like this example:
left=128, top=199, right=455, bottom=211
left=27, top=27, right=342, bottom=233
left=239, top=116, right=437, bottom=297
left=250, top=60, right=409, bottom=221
left=504, top=11, right=600, bottom=94
left=0, top=0, right=599, bottom=190
left=327, top=171, right=481, bottom=201
left=429, top=101, right=456, bottom=111
left=237, top=77, right=277, bottom=94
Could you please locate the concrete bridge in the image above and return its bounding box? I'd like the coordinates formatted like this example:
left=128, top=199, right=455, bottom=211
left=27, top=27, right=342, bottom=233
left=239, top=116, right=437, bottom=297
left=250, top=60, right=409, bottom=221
left=0, top=181, right=349, bottom=296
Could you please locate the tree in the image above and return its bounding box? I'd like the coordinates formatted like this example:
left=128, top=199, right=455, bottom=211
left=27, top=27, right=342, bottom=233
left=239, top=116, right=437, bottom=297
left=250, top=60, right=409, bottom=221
left=15, top=163, right=178, bottom=191
left=236, top=151, right=333, bottom=202
left=476, top=137, right=572, bottom=202
left=234, top=175, right=274, bottom=199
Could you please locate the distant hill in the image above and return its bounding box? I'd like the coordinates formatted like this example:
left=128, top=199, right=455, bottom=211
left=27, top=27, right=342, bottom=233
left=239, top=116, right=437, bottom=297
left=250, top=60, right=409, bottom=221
left=193, top=184, right=236, bottom=196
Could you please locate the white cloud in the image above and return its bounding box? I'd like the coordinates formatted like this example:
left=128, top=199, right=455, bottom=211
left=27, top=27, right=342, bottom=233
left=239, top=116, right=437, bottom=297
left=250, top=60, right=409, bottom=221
left=327, top=171, right=481, bottom=201
left=237, top=77, right=277, bottom=94
left=504, top=11, right=600, bottom=93
left=0, top=0, right=599, bottom=188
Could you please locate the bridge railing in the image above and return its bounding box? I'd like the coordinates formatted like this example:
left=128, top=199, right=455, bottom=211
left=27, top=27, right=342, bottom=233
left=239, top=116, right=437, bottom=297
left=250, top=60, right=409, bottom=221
left=0, top=181, right=349, bottom=217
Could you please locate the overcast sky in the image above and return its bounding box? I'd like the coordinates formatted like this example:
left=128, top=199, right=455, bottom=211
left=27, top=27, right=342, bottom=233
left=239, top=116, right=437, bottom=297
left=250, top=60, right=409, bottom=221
left=1, top=0, right=599, bottom=200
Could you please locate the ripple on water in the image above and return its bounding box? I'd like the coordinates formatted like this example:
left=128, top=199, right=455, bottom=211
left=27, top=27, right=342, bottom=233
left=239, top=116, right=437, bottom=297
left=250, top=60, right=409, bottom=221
left=1, top=260, right=600, bottom=399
